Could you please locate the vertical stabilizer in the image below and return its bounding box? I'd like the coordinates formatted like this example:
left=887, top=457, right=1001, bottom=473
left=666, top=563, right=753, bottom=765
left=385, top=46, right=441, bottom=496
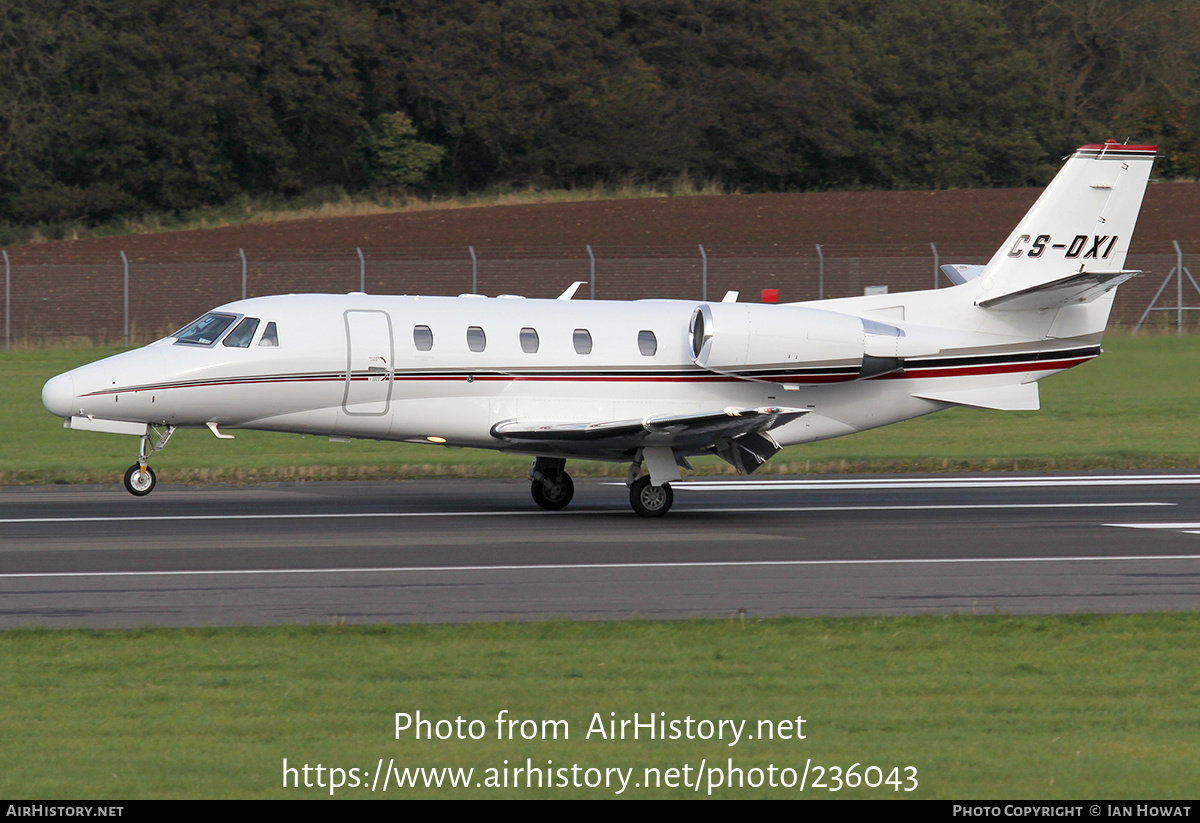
left=975, top=143, right=1156, bottom=307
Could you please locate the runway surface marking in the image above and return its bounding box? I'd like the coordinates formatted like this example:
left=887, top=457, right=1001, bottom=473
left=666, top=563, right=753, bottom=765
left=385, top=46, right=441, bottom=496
left=1107, top=522, right=1200, bottom=535
left=670, top=474, right=1200, bottom=491
left=4, top=553, right=1200, bottom=580
left=0, top=501, right=1172, bottom=525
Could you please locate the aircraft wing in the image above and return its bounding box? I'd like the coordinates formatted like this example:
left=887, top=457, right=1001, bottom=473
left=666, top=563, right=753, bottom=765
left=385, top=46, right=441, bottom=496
left=490, top=406, right=809, bottom=450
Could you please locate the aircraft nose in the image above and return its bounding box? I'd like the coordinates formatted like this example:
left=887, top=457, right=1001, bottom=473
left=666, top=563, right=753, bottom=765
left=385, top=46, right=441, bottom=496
left=42, top=372, right=76, bottom=418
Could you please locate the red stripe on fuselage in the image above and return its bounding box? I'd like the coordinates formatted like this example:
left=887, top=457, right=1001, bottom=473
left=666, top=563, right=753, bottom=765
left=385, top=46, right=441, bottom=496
left=82, top=352, right=1094, bottom=397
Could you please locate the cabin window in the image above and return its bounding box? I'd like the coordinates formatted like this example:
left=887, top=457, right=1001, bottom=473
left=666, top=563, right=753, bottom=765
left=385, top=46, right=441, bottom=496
left=258, top=321, right=279, bottom=347
left=573, top=328, right=592, bottom=355
left=520, top=327, right=539, bottom=353
left=467, top=326, right=487, bottom=352
left=638, top=330, right=657, bottom=356
left=173, top=312, right=237, bottom=346
left=413, top=325, right=433, bottom=351
left=222, top=317, right=260, bottom=348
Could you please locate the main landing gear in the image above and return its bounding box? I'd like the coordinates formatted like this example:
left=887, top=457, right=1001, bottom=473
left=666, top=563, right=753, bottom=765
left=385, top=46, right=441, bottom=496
left=625, top=451, right=674, bottom=517
left=528, top=455, right=676, bottom=517
left=629, top=475, right=673, bottom=517
left=529, top=457, right=574, bottom=510
left=123, top=425, right=175, bottom=497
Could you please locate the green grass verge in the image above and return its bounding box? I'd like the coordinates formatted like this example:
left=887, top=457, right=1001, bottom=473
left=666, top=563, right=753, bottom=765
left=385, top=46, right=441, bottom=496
left=2, top=615, right=1197, bottom=799
left=4, top=333, right=1199, bottom=485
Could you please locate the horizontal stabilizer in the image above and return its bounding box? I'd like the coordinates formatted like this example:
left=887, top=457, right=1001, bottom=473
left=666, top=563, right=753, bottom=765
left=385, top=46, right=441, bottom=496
left=976, top=270, right=1138, bottom=311
left=913, top=382, right=1040, bottom=411
left=492, top=406, right=809, bottom=448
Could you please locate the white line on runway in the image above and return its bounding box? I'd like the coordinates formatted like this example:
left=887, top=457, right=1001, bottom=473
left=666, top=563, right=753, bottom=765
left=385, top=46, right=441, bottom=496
left=669, top=474, right=1200, bottom=491
left=4, top=553, right=1199, bottom=580
left=1107, top=522, right=1200, bottom=535
left=0, top=501, right=1172, bottom=524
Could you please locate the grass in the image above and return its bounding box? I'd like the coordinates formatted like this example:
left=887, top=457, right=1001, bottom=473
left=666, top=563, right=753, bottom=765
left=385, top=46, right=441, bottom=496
left=2, top=615, right=1197, bottom=799
left=4, top=333, right=1200, bottom=486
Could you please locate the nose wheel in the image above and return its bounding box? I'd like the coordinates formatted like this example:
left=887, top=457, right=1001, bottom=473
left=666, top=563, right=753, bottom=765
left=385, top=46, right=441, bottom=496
left=124, top=464, right=157, bottom=496
left=121, top=425, right=175, bottom=497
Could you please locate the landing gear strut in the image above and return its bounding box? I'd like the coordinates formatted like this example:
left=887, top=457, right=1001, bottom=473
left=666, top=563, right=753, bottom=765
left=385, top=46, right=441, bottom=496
left=529, top=457, right=574, bottom=510
left=123, top=425, right=175, bottom=497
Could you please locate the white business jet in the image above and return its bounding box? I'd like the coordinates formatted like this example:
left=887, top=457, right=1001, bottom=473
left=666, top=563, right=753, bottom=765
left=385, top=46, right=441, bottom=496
left=42, top=142, right=1155, bottom=516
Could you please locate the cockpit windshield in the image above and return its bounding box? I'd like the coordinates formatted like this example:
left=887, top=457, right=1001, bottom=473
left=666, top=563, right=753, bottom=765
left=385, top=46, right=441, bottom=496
left=222, top=317, right=260, bottom=348
left=173, top=313, right=238, bottom=346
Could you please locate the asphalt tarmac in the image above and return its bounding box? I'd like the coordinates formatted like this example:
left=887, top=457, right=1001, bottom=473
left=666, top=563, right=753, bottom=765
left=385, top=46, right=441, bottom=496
left=2, top=473, right=1199, bottom=627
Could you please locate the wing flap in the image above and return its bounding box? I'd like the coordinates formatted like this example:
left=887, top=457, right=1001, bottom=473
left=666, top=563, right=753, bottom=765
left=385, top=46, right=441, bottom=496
left=491, top=406, right=809, bottom=447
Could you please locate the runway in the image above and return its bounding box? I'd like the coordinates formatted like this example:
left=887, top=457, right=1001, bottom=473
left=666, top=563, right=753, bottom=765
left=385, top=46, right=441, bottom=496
left=2, top=472, right=1200, bottom=627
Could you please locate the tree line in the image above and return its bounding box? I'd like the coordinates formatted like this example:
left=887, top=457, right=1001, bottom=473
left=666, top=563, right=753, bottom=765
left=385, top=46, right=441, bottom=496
left=2, top=0, right=1197, bottom=233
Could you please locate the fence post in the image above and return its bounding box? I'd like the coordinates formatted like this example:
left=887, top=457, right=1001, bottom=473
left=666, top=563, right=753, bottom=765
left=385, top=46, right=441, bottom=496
left=1175, top=240, right=1184, bottom=335
left=3, top=250, right=9, bottom=352
left=699, top=244, right=708, bottom=301
left=587, top=245, right=595, bottom=300
left=121, top=250, right=129, bottom=346
left=931, top=242, right=939, bottom=289
left=816, top=244, right=824, bottom=300
left=469, top=245, right=477, bottom=294
left=357, top=247, right=365, bottom=292
left=239, top=248, right=247, bottom=300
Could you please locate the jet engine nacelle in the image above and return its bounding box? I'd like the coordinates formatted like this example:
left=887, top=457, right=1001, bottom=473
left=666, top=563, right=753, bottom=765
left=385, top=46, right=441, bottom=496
left=688, top=303, right=937, bottom=382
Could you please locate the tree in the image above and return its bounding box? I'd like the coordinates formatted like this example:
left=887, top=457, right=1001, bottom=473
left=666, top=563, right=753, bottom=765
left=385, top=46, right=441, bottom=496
left=361, top=112, right=445, bottom=190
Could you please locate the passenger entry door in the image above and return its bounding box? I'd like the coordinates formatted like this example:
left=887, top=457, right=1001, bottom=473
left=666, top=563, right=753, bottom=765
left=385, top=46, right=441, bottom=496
left=343, top=310, right=394, bottom=415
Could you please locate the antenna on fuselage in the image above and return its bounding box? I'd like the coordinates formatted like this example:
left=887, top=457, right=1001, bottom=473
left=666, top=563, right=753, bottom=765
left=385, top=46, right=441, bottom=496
left=557, top=281, right=587, bottom=300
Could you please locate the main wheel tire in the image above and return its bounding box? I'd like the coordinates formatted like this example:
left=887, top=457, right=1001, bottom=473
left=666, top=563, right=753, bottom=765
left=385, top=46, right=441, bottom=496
left=629, top=475, right=673, bottom=517
left=531, top=472, right=574, bottom=510
left=123, top=464, right=157, bottom=497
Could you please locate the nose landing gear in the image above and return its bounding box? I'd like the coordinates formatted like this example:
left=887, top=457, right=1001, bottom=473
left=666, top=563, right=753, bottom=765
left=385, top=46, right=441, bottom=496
left=123, top=425, right=175, bottom=497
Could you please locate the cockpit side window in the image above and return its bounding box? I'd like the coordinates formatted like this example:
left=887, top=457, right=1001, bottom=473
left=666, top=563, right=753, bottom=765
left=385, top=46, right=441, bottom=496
left=222, top=317, right=260, bottom=348
left=173, top=312, right=237, bottom=346
left=258, top=321, right=279, bottom=347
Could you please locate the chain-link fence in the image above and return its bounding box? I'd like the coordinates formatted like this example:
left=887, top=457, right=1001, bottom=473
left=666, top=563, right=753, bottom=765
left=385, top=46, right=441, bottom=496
left=3, top=241, right=1198, bottom=348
